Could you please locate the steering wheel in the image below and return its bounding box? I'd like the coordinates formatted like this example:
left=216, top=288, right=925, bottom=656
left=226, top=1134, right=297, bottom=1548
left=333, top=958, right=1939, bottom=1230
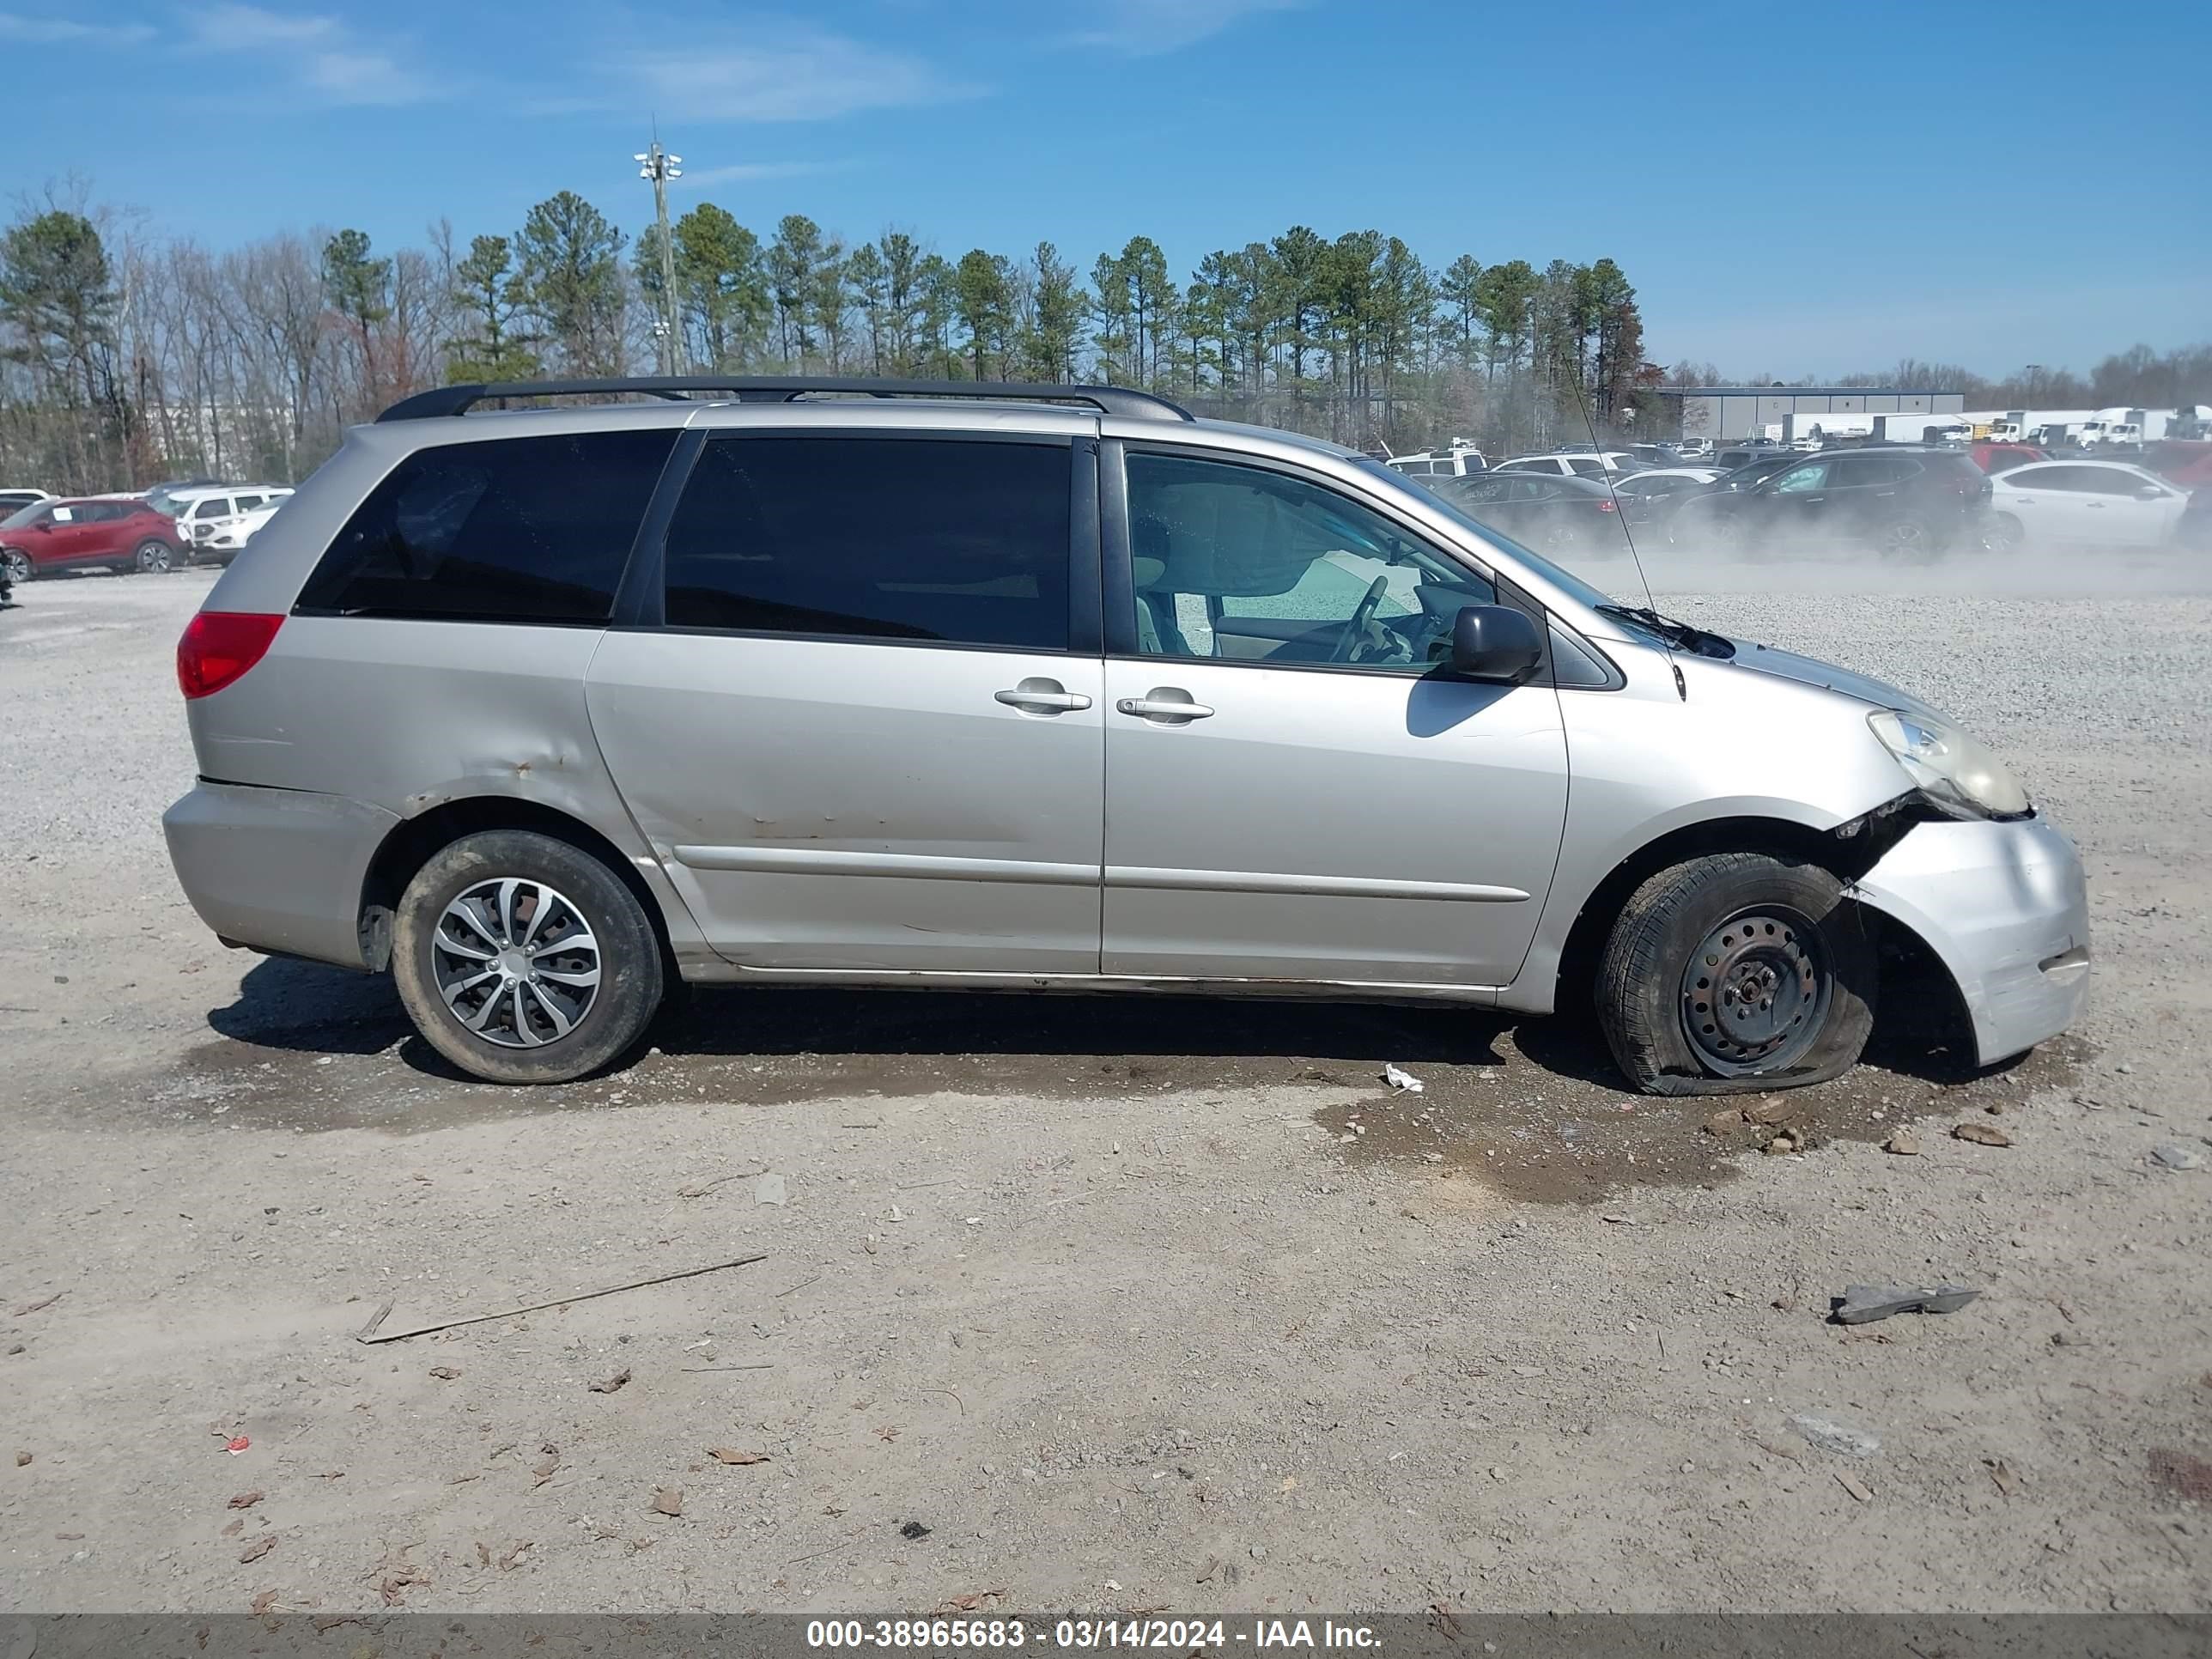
left=1332, top=575, right=1392, bottom=663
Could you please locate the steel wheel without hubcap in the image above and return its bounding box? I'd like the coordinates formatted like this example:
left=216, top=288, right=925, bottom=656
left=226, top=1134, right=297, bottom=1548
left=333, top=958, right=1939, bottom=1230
left=434, top=877, right=602, bottom=1048
left=134, top=539, right=173, bottom=573
left=1678, top=906, right=1832, bottom=1076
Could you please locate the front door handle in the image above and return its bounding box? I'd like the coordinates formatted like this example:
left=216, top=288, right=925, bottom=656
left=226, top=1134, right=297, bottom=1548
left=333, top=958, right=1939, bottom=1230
left=994, top=678, right=1092, bottom=714
left=1115, top=690, right=1214, bottom=724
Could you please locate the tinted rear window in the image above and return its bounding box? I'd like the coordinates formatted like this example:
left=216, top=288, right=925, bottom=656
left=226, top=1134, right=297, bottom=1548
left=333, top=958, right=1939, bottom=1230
left=299, top=429, right=677, bottom=623
left=661, top=437, right=1072, bottom=650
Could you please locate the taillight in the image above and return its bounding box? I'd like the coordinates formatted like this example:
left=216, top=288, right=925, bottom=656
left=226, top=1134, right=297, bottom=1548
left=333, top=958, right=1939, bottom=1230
left=1597, top=498, right=1618, bottom=512
left=178, top=611, right=283, bottom=699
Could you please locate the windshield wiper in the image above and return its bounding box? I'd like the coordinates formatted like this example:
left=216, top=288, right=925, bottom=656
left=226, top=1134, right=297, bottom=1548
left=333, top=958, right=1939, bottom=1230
left=1595, top=604, right=1735, bottom=659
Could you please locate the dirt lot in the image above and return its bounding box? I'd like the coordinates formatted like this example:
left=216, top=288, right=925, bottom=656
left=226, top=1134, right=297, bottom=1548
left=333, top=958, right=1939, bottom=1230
left=2, top=562, right=2209, bottom=1617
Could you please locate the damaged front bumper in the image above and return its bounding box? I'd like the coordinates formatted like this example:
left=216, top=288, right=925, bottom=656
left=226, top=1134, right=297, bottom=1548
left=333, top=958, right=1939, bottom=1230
left=1848, top=814, right=2089, bottom=1066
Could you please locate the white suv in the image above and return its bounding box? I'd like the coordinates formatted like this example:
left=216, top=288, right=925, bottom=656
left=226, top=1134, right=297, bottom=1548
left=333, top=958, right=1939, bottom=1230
left=170, top=486, right=295, bottom=556
left=1493, top=451, right=1646, bottom=479
left=1386, top=443, right=1486, bottom=479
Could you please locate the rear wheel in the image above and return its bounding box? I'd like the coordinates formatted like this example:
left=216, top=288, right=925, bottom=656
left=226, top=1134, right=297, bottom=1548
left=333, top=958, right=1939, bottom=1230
left=1595, top=852, right=1875, bottom=1096
left=133, top=539, right=173, bottom=574
left=391, top=830, right=664, bottom=1084
left=2, top=549, right=29, bottom=585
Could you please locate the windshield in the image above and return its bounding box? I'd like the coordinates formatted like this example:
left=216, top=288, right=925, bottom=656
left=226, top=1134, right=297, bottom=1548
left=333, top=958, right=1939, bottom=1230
left=1352, top=455, right=1621, bottom=613
left=2, top=501, right=50, bottom=529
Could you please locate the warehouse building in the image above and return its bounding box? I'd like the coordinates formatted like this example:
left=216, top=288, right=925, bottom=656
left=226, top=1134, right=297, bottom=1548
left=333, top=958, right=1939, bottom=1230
left=1654, top=386, right=1966, bottom=442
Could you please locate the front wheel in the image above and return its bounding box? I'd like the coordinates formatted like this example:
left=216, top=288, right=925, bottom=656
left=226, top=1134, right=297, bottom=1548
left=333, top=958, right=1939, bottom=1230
left=391, top=830, right=665, bottom=1084
left=1979, top=513, right=2023, bottom=554
left=2, top=549, right=29, bottom=585
left=1595, top=852, right=1875, bottom=1096
left=133, top=539, right=173, bottom=574
left=1875, top=516, right=1943, bottom=561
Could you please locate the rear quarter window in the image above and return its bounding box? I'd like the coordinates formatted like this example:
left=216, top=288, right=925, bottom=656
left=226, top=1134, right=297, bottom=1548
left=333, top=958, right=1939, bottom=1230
left=660, top=436, right=1072, bottom=650
left=298, top=429, right=678, bottom=623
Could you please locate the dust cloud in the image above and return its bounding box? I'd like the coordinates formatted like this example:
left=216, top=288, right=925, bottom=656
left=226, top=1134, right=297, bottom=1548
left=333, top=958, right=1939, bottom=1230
left=1570, top=534, right=2210, bottom=599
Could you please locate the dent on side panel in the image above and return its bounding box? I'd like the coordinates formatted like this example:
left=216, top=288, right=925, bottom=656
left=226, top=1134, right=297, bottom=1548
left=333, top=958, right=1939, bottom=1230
left=192, top=616, right=711, bottom=959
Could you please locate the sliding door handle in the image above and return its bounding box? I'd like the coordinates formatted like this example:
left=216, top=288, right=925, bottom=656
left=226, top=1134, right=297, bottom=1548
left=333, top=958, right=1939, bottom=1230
left=1115, top=692, right=1214, bottom=722
left=994, top=678, right=1092, bottom=714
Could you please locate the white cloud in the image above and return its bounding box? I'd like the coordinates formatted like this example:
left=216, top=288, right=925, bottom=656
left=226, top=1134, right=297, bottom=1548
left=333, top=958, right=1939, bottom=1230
left=1065, top=0, right=1306, bottom=55
left=0, top=10, right=155, bottom=44
left=614, top=25, right=972, bottom=122
left=183, top=4, right=435, bottom=106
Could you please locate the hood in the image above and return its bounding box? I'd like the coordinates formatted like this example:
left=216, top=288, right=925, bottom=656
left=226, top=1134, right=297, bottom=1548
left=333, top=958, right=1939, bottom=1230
left=1720, top=637, right=1940, bottom=717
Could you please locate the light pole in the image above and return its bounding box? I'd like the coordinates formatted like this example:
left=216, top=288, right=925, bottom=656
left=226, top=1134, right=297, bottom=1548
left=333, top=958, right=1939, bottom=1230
left=635, top=139, right=682, bottom=375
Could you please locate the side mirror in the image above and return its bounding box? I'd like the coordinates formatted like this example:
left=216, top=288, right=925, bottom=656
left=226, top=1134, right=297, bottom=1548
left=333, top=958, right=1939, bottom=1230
left=1448, top=605, right=1544, bottom=684
left=2136, top=484, right=2165, bottom=501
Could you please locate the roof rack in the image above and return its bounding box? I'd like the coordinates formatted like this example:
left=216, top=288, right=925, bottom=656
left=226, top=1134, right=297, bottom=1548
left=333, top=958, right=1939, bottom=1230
left=375, top=375, right=1194, bottom=423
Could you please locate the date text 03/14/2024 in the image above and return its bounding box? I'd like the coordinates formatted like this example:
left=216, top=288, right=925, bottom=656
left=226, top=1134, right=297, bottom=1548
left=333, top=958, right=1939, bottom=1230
left=804, top=1618, right=1383, bottom=1650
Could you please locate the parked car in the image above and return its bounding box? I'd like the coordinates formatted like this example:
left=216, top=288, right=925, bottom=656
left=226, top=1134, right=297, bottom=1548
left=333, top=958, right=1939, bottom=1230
left=1673, top=437, right=1716, bottom=460
left=167, top=486, right=295, bottom=558
left=1671, top=446, right=1992, bottom=557
left=1968, top=441, right=2047, bottom=474
left=2140, top=441, right=2212, bottom=489
left=163, top=374, right=2087, bottom=1099
left=1493, top=450, right=1649, bottom=479
left=1604, top=466, right=1724, bottom=527
left=0, top=487, right=53, bottom=515
left=0, top=495, right=187, bottom=581
left=1436, top=471, right=1628, bottom=551
left=1982, top=461, right=2195, bottom=550
left=1385, top=442, right=1486, bottom=479
left=196, top=500, right=285, bottom=566
left=143, top=478, right=228, bottom=517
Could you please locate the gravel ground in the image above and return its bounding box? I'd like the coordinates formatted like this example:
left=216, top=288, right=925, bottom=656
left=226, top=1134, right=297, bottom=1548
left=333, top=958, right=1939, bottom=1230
left=2, top=561, right=2209, bottom=1618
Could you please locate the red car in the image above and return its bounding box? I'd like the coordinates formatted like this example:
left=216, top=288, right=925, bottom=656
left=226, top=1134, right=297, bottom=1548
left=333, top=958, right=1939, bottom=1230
left=0, top=495, right=186, bottom=583
left=1967, top=441, right=2047, bottom=474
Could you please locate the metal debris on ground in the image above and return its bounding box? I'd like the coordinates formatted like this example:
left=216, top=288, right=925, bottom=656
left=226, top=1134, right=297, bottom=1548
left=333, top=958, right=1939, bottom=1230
left=1787, top=1413, right=1881, bottom=1458
left=1382, top=1063, right=1425, bottom=1094
left=2149, top=1144, right=2205, bottom=1170
left=357, top=1254, right=767, bottom=1344
left=708, top=1448, right=770, bottom=1465
left=1831, top=1283, right=1981, bottom=1324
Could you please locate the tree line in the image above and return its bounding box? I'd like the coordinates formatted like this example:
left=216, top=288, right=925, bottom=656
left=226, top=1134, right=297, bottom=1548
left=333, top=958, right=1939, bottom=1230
left=0, top=185, right=1663, bottom=493
left=3, top=180, right=2203, bottom=495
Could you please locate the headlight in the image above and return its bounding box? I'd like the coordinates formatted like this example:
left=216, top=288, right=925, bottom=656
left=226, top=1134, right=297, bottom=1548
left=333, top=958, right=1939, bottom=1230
left=1868, top=708, right=2030, bottom=818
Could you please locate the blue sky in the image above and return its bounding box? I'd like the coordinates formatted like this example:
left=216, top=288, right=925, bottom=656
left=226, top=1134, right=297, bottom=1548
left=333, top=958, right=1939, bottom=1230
left=7, top=0, right=2209, bottom=379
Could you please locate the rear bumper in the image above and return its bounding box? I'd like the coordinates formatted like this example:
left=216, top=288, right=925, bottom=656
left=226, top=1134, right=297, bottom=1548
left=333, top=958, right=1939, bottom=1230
left=1849, top=815, right=2090, bottom=1066
left=164, top=781, right=397, bottom=970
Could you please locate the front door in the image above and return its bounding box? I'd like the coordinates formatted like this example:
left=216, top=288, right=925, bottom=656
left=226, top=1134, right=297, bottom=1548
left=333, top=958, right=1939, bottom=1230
left=587, top=432, right=1105, bottom=975
left=1100, top=447, right=1568, bottom=986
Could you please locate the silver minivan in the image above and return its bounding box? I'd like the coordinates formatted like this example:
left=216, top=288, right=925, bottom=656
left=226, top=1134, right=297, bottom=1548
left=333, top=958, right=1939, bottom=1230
left=163, top=377, right=2089, bottom=1091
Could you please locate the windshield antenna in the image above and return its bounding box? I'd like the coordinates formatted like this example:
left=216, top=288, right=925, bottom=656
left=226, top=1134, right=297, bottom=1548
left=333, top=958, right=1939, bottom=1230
left=1567, top=373, right=1682, bottom=695
left=1567, top=373, right=1661, bottom=617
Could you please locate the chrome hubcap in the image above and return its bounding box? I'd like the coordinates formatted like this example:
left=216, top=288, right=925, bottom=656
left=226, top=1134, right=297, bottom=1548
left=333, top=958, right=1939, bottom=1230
left=433, top=877, right=601, bottom=1048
